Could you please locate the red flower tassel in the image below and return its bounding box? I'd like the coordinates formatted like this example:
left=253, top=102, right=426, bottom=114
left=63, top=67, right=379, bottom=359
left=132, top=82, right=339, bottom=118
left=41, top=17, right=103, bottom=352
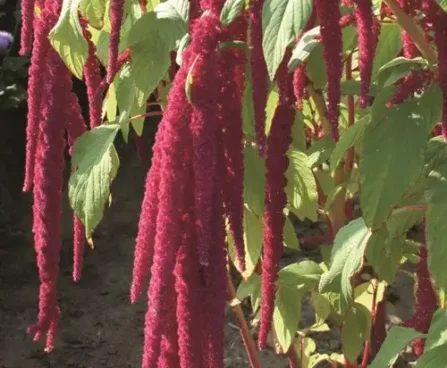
left=106, top=0, right=125, bottom=84
left=258, top=55, right=295, bottom=349
left=19, top=0, right=35, bottom=55
left=386, top=69, right=433, bottom=107
left=314, top=0, right=343, bottom=141
left=397, top=0, right=421, bottom=59
left=354, top=0, right=380, bottom=108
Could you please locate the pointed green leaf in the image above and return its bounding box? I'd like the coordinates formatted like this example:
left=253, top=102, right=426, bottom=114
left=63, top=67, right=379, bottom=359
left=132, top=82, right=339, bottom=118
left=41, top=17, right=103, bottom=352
left=262, top=0, right=313, bottom=80
left=319, top=218, right=371, bottom=312
left=154, top=0, right=189, bottom=27
left=220, top=0, right=245, bottom=26
left=286, top=149, right=318, bottom=221
left=244, top=145, right=266, bottom=217
left=80, top=0, right=106, bottom=29
left=330, top=115, right=370, bottom=172
left=287, top=26, right=320, bottom=73
left=426, top=164, right=447, bottom=294
left=49, top=0, right=88, bottom=79
left=280, top=260, right=324, bottom=290
left=371, top=23, right=403, bottom=80
left=237, top=272, right=261, bottom=301
left=425, top=137, right=447, bottom=174
left=265, top=85, right=279, bottom=135
left=283, top=216, right=299, bottom=249
left=69, top=124, right=120, bottom=237
left=360, top=97, right=428, bottom=229
left=425, top=308, right=447, bottom=352
left=415, top=345, right=447, bottom=368
left=341, top=303, right=371, bottom=363
left=369, top=326, right=424, bottom=368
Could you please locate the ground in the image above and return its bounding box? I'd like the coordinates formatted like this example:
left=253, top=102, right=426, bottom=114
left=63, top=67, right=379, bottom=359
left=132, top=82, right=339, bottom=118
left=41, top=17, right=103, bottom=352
left=0, top=109, right=417, bottom=368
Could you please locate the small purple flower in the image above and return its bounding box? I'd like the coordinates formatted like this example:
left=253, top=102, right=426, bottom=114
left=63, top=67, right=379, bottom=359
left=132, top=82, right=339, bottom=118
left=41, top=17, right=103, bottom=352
left=0, top=31, right=13, bottom=50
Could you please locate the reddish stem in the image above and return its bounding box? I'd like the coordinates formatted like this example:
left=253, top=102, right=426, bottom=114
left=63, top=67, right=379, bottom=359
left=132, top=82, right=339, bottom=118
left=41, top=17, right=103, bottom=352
left=287, top=344, right=301, bottom=368
left=227, top=275, right=262, bottom=368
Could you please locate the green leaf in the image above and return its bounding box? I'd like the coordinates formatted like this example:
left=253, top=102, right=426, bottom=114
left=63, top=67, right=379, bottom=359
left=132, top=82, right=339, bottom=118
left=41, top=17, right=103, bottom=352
left=425, top=308, right=447, bottom=352
left=371, top=23, right=403, bottom=80
left=288, top=26, right=320, bottom=73
left=366, top=227, right=402, bottom=283
left=425, top=137, right=447, bottom=174
left=242, top=59, right=256, bottom=139
left=49, top=0, right=88, bottom=79
left=319, top=218, right=371, bottom=312
left=262, top=0, right=313, bottom=80
left=308, top=136, right=336, bottom=168
left=286, top=149, right=318, bottom=221
left=129, top=11, right=185, bottom=107
left=69, top=124, right=120, bottom=238
left=341, top=303, right=371, bottom=363
left=360, top=97, right=428, bottom=229
left=237, top=272, right=261, bottom=301
left=220, top=0, right=245, bottom=26
left=244, top=145, right=266, bottom=217
left=311, top=291, right=331, bottom=325
left=176, top=33, right=191, bottom=66
left=265, top=85, right=279, bottom=135
left=436, top=0, right=447, bottom=12
left=369, top=326, right=424, bottom=368
left=154, top=0, right=189, bottom=27
left=228, top=206, right=263, bottom=278
left=377, top=57, right=427, bottom=88
left=425, top=164, right=447, bottom=294
left=79, top=0, right=106, bottom=29
left=283, top=215, right=299, bottom=249
left=415, top=345, right=447, bottom=368
left=330, top=116, right=369, bottom=172
left=273, top=261, right=323, bottom=351
left=293, top=337, right=317, bottom=368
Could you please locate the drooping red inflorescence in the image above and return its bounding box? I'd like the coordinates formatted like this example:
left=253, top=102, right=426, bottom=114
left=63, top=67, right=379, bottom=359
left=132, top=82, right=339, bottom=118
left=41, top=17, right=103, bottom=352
left=218, top=17, right=247, bottom=271
left=354, top=0, right=381, bottom=108
left=401, top=246, right=438, bottom=356
left=19, top=0, right=35, bottom=55
left=80, top=17, right=103, bottom=129
left=23, top=1, right=58, bottom=192
left=106, top=0, right=125, bottom=84
left=248, top=0, right=269, bottom=155
left=188, top=14, right=223, bottom=266
left=398, top=0, right=421, bottom=59
left=426, top=0, right=447, bottom=139
left=386, top=69, right=433, bottom=107
left=64, top=91, right=87, bottom=282
left=258, top=54, right=296, bottom=350
left=314, top=0, right=343, bottom=141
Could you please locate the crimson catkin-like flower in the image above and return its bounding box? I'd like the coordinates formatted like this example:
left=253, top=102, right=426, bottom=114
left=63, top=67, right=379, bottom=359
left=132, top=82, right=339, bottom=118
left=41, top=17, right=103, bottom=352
left=19, top=0, right=35, bottom=55
left=249, top=0, right=268, bottom=154
left=131, top=124, right=169, bottom=303
left=258, top=55, right=295, bottom=350
left=427, top=1, right=447, bottom=139
left=354, top=0, right=380, bottom=108
left=29, top=47, right=71, bottom=353
left=402, top=246, right=438, bottom=356
left=64, top=91, right=87, bottom=282
left=218, top=18, right=246, bottom=271
left=398, top=0, right=421, bottom=59
left=386, top=69, right=433, bottom=107
left=80, top=17, right=102, bottom=128
left=23, top=4, right=57, bottom=191
left=189, top=15, right=222, bottom=266
left=314, top=0, right=342, bottom=141
left=141, top=61, right=193, bottom=368
left=106, top=0, right=125, bottom=84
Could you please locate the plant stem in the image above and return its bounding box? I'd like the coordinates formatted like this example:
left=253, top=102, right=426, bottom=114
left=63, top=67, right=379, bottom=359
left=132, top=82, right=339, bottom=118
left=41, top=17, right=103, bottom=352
left=287, top=342, right=301, bottom=368
left=129, top=111, right=163, bottom=121
left=384, top=0, right=438, bottom=64
left=361, top=279, right=379, bottom=368
left=344, top=55, right=355, bottom=221
left=227, top=275, right=263, bottom=368
left=391, top=204, right=427, bottom=215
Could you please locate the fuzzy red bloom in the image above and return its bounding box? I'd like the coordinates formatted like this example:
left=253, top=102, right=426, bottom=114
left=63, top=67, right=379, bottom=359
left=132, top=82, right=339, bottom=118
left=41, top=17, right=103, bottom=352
left=314, top=0, right=343, bottom=141
left=80, top=18, right=103, bottom=129
left=189, top=15, right=222, bottom=266
left=131, top=124, right=169, bottom=304
left=29, top=46, right=72, bottom=353
left=401, top=246, right=438, bottom=356
left=19, top=0, right=35, bottom=55
left=106, top=0, right=125, bottom=84
left=398, top=0, right=421, bottom=59
left=64, top=91, right=87, bottom=282
left=427, top=1, right=447, bottom=139
left=218, top=18, right=247, bottom=271
left=354, top=0, right=380, bottom=108
left=141, top=61, right=194, bottom=368
left=23, top=4, right=57, bottom=191
left=386, top=69, right=433, bottom=107
left=248, top=0, right=269, bottom=154
left=258, top=55, right=295, bottom=349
